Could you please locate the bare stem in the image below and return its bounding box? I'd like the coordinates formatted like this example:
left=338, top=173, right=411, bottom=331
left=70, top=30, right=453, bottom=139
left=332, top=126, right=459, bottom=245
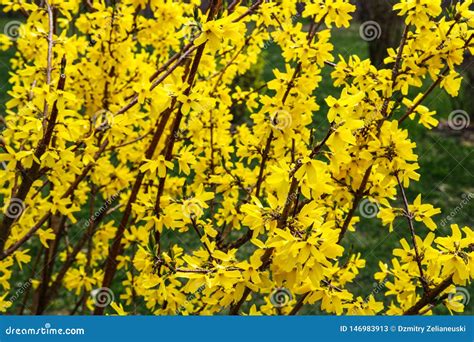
left=396, top=175, right=429, bottom=293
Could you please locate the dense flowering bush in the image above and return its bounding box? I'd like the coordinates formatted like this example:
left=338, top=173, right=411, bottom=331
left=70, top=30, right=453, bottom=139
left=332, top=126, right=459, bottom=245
left=0, top=0, right=473, bottom=315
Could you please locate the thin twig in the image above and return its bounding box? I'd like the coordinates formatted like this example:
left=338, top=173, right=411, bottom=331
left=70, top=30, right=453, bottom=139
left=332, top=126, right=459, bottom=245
left=396, top=175, right=429, bottom=293
left=404, top=276, right=453, bottom=315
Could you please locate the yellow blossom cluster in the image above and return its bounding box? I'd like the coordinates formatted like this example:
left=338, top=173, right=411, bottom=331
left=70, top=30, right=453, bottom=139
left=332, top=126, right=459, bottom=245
left=0, top=0, right=472, bottom=316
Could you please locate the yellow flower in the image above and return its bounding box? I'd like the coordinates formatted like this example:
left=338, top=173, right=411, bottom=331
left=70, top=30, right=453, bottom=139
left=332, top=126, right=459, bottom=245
left=435, top=225, right=472, bottom=284
left=140, top=156, right=174, bottom=178
left=110, top=302, right=128, bottom=316
left=408, top=195, right=441, bottom=231
left=0, top=293, right=12, bottom=313
left=440, top=72, right=463, bottom=97
left=37, top=229, right=56, bottom=248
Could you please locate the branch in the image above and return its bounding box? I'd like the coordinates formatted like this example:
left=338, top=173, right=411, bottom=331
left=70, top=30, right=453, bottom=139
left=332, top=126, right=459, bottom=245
left=41, top=0, right=54, bottom=128
left=396, top=176, right=429, bottom=292
left=337, top=165, right=372, bottom=242
left=398, top=68, right=448, bottom=123
left=403, top=276, right=453, bottom=315
left=0, top=136, right=108, bottom=260
left=233, top=0, right=263, bottom=22
left=45, top=1, right=54, bottom=87
left=0, top=56, right=67, bottom=254
left=289, top=292, right=309, bottom=315
left=227, top=16, right=329, bottom=315
left=94, top=0, right=222, bottom=316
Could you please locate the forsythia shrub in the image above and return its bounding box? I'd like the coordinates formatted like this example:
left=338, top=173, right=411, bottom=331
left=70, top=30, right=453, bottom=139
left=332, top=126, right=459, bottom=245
left=0, top=0, right=473, bottom=316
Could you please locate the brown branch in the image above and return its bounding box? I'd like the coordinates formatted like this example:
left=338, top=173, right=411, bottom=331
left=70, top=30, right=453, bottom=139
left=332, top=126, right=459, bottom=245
left=228, top=0, right=241, bottom=13
left=41, top=0, right=54, bottom=129
left=288, top=26, right=413, bottom=316
left=289, top=292, right=309, bottom=315
left=380, top=24, right=409, bottom=117
left=114, top=1, right=264, bottom=118
left=94, top=0, right=221, bottom=316
left=229, top=286, right=251, bottom=315
left=45, top=1, right=54, bottom=87
left=337, top=25, right=412, bottom=243
left=398, top=68, right=448, bottom=123
left=176, top=268, right=211, bottom=274
left=233, top=0, right=263, bottom=22
left=150, top=46, right=198, bottom=91
left=0, top=56, right=67, bottom=254
left=396, top=175, right=429, bottom=292
left=40, top=190, right=121, bottom=312
left=227, top=16, right=330, bottom=315
left=254, top=131, right=274, bottom=198
left=105, top=129, right=153, bottom=151
left=93, top=105, right=176, bottom=315
left=0, top=137, right=108, bottom=260
left=190, top=217, right=213, bottom=257
left=149, top=42, right=194, bottom=82
left=403, top=276, right=453, bottom=315
left=399, top=33, right=473, bottom=123
left=34, top=213, right=67, bottom=314
left=338, top=166, right=372, bottom=242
